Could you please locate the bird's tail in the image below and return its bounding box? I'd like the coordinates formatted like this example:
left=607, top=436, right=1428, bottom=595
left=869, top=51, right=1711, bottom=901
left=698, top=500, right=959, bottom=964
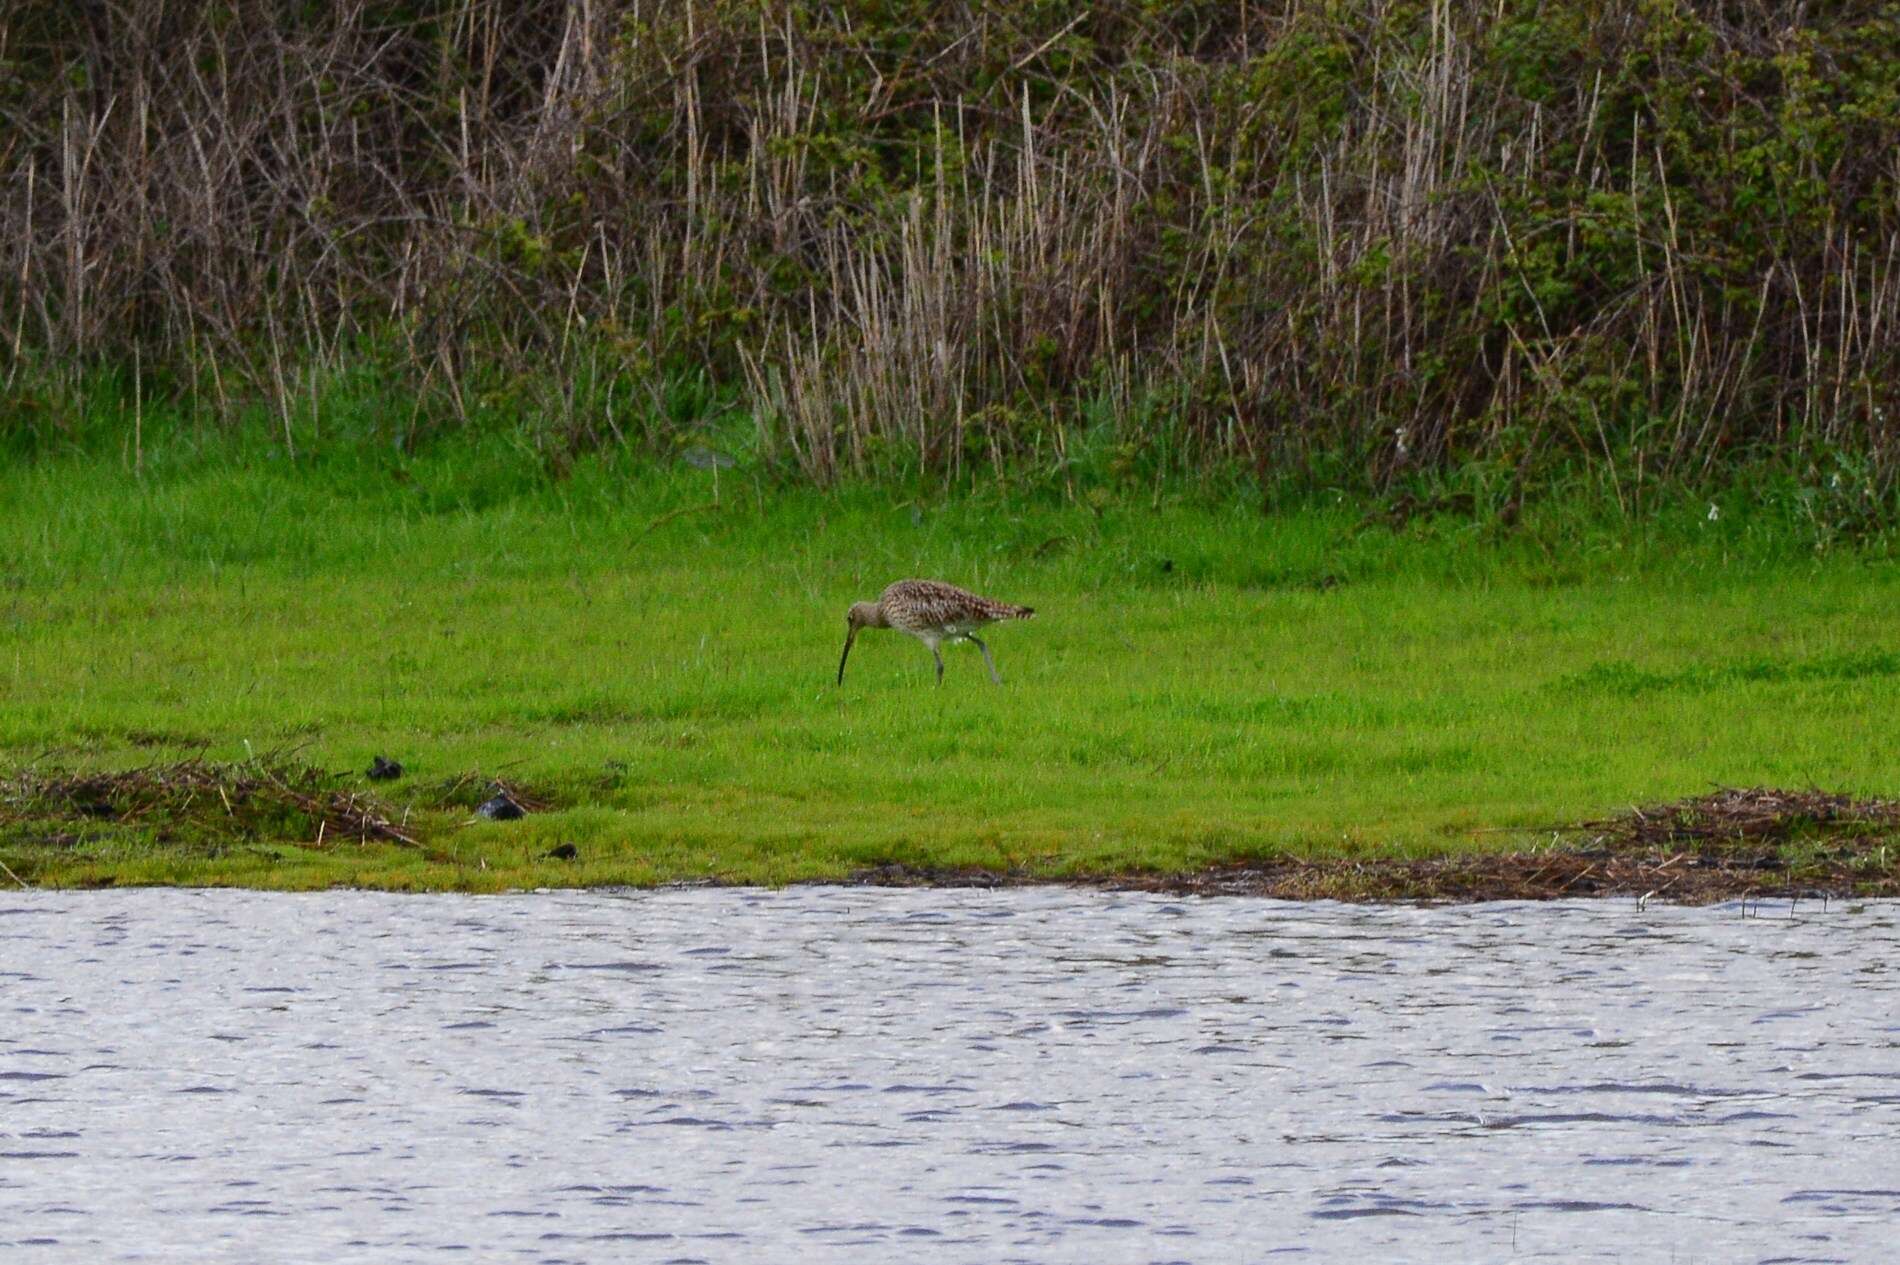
left=973, top=596, right=1035, bottom=621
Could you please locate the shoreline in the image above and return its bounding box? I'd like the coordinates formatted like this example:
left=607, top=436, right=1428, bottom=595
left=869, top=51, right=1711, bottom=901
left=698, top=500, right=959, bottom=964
left=7, top=781, right=1896, bottom=903
left=10, top=851, right=1894, bottom=906
left=834, top=853, right=1895, bottom=905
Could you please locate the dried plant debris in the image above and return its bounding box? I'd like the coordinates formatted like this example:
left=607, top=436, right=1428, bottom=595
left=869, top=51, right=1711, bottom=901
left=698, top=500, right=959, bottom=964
left=1575, top=787, right=1900, bottom=850
left=850, top=789, right=1900, bottom=905
left=0, top=758, right=416, bottom=850
left=434, top=773, right=553, bottom=815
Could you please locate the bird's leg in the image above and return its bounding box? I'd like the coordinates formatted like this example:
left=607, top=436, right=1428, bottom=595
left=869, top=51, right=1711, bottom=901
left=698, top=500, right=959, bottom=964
left=968, top=634, right=1001, bottom=685
left=931, top=644, right=945, bottom=685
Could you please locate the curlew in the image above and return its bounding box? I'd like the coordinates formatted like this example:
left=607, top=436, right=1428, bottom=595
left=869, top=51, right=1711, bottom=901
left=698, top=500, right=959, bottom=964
left=837, top=579, right=1036, bottom=686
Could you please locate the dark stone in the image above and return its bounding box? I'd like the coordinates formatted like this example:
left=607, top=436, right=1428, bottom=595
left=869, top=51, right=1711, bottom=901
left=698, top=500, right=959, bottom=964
left=680, top=445, right=735, bottom=470
left=366, top=755, right=404, bottom=781
left=476, top=793, right=526, bottom=821
left=544, top=842, right=580, bottom=861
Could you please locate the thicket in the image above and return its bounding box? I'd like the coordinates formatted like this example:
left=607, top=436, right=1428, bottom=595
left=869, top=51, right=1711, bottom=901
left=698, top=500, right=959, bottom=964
left=2, top=1, right=1897, bottom=509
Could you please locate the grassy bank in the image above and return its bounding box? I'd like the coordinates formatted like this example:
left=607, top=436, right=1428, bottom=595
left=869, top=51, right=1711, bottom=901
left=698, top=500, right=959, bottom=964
left=8, top=0, right=1898, bottom=894
left=4, top=427, right=1898, bottom=891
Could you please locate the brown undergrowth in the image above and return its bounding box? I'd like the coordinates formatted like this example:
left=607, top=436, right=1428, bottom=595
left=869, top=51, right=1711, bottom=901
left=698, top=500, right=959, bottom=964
left=7, top=3, right=1899, bottom=494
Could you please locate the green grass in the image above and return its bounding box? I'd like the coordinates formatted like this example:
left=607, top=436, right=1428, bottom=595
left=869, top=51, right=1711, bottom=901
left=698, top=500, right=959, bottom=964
left=4, top=423, right=1898, bottom=890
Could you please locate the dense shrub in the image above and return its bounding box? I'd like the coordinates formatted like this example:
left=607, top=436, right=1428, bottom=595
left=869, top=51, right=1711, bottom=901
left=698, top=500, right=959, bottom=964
left=2, top=1, right=1896, bottom=494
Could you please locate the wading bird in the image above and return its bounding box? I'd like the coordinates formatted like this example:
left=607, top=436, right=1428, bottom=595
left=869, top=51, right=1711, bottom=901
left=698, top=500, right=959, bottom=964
left=837, top=579, right=1036, bottom=686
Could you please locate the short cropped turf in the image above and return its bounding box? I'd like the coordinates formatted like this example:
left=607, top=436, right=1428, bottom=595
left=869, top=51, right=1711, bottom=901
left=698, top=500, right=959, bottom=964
left=4, top=431, right=1898, bottom=890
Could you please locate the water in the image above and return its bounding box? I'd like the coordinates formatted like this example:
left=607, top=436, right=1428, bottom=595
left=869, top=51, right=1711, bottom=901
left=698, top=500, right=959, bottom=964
left=2, top=888, right=1896, bottom=1263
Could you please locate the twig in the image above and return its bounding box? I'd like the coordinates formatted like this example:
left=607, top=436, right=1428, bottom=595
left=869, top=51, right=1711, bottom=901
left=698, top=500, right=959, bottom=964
left=642, top=500, right=720, bottom=534
left=1011, top=13, right=1088, bottom=73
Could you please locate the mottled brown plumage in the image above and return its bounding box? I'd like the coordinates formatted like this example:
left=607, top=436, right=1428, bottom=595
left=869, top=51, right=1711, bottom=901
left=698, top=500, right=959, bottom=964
left=838, top=579, right=1036, bottom=685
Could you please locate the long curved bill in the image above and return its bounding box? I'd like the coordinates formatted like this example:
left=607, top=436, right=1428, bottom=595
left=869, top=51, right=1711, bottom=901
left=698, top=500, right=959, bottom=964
left=836, top=628, right=857, bottom=685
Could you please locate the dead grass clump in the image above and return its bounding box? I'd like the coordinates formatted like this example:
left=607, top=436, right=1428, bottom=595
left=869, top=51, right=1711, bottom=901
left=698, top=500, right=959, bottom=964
left=432, top=772, right=554, bottom=815
left=0, top=758, right=415, bottom=848
left=1578, top=787, right=1900, bottom=850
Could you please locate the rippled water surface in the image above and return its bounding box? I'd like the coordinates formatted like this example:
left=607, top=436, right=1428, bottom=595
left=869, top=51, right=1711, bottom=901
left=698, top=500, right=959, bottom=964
left=2, top=889, right=1897, bottom=1262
